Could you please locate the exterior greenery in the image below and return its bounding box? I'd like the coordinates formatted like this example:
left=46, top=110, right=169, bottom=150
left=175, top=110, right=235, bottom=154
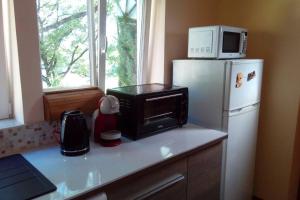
left=115, top=0, right=137, bottom=86
left=37, top=0, right=137, bottom=88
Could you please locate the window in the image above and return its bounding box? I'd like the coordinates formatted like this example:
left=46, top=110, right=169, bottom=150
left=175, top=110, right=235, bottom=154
left=0, top=0, right=11, bottom=119
left=36, top=0, right=91, bottom=89
left=36, top=0, right=143, bottom=90
left=105, top=0, right=138, bottom=88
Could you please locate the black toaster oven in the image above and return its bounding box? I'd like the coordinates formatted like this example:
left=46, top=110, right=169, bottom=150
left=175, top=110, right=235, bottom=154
left=107, top=83, right=188, bottom=140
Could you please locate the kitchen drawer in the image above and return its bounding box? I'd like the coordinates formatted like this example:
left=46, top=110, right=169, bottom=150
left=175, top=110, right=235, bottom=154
left=106, top=158, right=187, bottom=200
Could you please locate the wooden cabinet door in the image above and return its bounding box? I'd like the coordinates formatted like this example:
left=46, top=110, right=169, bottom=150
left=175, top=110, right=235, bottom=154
left=187, top=142, right=223, bottom=200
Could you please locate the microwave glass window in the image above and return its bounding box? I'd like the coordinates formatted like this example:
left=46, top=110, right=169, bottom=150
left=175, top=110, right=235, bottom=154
left=144, top=96, right=177, bottom=124
left=222, top=32, right=240, bottom=53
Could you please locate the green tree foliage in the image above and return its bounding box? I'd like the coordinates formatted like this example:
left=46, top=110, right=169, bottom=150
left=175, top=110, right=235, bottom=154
left=114, top=0, right=137, bottom=86
left=37, top=0, right=137, bottom=88
left=37, top=0, right=89, bottom=88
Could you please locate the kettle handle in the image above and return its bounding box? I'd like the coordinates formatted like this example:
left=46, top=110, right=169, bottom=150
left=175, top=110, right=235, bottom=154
left=58, top=110, right=72, bottom=144
left=60, top=110, right=81, bottom=122
left=60, top=111, right=67, bottom=124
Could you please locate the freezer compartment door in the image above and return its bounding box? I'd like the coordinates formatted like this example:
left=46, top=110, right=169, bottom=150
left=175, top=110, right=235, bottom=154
left=224, top=60, right=263, bottom=111
left=222, top=107, right=259, bottom=200
left=173, top=60, right=226, bottom=130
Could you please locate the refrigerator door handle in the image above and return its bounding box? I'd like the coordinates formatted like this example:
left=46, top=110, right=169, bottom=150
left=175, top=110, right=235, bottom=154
left=224, top=103, right=260, bottom=117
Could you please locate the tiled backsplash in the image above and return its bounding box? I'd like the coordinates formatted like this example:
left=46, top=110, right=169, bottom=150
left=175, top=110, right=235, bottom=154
left=0, top=121, right=58, bottom=157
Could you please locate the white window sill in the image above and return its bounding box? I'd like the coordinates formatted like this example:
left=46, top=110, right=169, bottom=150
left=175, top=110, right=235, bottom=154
left=0, top=119, right=23, bottom=130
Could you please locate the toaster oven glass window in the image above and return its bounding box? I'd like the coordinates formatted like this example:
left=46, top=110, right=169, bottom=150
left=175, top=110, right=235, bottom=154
left=222, top=32, right=240, bottom=53
left=143, top=95, right=178, bottom=124
left=36, top=0, right=144, bottom=90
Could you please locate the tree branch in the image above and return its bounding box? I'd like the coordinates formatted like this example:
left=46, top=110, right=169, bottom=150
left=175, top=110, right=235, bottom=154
left=70, top=48, right=88, bottom=66
left=69, top=46, right=79, bottom=66
left=42, top=11, right=86, bottom=32
left=115, top=0, right=125, bottom=16
left=125, top=0, right=129, bottom=13
left=56, top=0, right=59, bottom=24
left=42, top=5, right=98, bottom=32
left=128, top=4, right=136, bottom=16
left=58, top=46, right=88, bottom=77
left=41, top=75, right=51, bottom=87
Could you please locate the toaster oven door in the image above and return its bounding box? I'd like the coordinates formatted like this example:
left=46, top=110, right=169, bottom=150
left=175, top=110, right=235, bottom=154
left=142, top=93, right=182, bottom=134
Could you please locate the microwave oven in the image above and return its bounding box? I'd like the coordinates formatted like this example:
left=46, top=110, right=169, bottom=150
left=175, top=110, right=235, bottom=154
left=107, top=84, right=188, bottom=140
left=188, top=25, right=247, bottom=59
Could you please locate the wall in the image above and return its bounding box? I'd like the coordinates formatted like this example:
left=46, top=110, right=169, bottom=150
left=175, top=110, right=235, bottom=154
left=290, top=119, right=300, bottom=199
left=164, top=0, right=218, bottom=84
left=0, top=121, right=56, bottom=157
left=164, top=0, right=300, bottom=199
left=289, top=104, right=300, bottom=199
left=9, top=0, right=44, bottom=124
left=0, top=0, right=10, bottom=119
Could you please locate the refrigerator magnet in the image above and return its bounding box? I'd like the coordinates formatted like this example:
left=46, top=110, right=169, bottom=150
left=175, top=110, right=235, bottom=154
left=235, top=72, right=243, bottom=88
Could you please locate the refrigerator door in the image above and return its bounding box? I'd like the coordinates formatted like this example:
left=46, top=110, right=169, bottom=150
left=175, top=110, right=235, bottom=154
left=221, top=105, right=260, bottom=200
left=224, top=60, right=263, bottom=111
left=173, top=60, right=226, bottom=130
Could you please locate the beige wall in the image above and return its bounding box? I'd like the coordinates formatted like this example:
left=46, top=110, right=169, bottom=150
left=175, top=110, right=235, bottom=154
left=289, top=104, right=300, bottom=199
left=164, top=0, right=218, bottom=84
left=165, top=0, right=300, bottom=199
left=9, top=0, right=44, bottom=124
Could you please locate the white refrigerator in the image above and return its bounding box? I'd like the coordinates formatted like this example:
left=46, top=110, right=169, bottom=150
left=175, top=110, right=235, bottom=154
left=173, top=59, right=263, bottom=200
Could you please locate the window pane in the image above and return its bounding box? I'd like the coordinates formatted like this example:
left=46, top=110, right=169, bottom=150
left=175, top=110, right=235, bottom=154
left=36, top=0, right=91, bottom=89
left=106, top=0, right=137, bottom=89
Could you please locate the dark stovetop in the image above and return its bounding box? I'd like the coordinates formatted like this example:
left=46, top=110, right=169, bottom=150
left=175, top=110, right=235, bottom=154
left=0, top=154, right=56, bottom=200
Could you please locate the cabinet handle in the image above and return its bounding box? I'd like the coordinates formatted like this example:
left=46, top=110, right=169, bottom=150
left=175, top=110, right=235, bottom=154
left=133, top=174, right=185, bottom=200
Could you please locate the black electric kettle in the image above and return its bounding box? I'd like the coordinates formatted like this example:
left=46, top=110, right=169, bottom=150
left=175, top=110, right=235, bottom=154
left=60, top=110, right=90, bottom=156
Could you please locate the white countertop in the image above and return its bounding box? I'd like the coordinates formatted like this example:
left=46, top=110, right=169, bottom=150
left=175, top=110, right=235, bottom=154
left=23, top=124, right=227, bottom=200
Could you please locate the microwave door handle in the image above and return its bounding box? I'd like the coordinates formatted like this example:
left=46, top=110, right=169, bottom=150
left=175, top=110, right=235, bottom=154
left=241, top=32, right=247, bottom=54
left=146, top=93, right=183, bottom=102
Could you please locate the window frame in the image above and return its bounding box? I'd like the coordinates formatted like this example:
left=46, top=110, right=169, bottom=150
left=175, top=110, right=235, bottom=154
left=0, top=0, right=11, bottom=120
left=87, top=0, right=97, bottom=87
left=97, top=0, right=107, bottom=90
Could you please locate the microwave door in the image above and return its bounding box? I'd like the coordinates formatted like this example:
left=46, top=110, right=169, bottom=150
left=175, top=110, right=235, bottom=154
left=218, top=26, right=247, bottom=59
left=222, top=32, right=241, bottom=53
